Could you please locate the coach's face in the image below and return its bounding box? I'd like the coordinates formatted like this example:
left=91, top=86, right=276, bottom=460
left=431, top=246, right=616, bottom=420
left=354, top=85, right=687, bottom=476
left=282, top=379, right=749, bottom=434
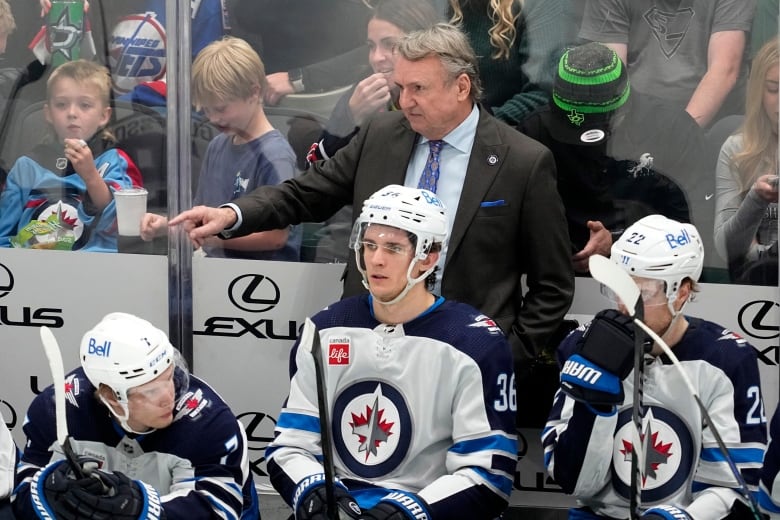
left=395, top=54, right=473, bottom=140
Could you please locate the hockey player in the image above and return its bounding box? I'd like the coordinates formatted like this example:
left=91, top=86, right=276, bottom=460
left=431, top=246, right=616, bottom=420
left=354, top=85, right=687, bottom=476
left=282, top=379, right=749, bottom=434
left=542, top=214, right=767, bottom=519
left=265, top=185, right=518, bottom=519
left=12, top=312, right=259, bottom=520
left=759, top=403, right=780, bottom=516
left=0, top=416, right=16, bottom=520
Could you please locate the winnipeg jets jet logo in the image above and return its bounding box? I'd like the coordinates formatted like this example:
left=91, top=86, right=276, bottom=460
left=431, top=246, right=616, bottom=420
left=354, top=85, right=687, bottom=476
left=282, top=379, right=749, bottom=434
left=350, top=388, right=395, bottom=461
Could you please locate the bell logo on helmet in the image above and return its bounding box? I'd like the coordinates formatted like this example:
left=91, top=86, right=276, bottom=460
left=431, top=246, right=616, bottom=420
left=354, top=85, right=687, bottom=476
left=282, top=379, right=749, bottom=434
left=666, top=228, right=691, bottom=249
left=420, top=191, right=443, bottom=207
left=86, top=338, right=111, bottom=357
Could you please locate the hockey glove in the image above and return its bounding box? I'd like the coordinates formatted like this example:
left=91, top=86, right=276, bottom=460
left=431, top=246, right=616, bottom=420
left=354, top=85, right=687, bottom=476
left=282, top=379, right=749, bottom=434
left=31, top=458, right=105, bottom=520
left=58, top=470, right=165, bottom=520
left=293, top=474, right=361, bottom=520
left=722, top=499, right=769, bottom=520
left=642, top=504, right=693, bottom=519
left=360, top=491, right=432, bottom=520
left=560, top=309, right=638, bottom=407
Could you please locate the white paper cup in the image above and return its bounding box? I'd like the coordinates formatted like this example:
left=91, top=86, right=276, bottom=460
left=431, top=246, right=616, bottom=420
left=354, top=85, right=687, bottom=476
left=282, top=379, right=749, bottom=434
left=114, top=188, right=148, bottom=236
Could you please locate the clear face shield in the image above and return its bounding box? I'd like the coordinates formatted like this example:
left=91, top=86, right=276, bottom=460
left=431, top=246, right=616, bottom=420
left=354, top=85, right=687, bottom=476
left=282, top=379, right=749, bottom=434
left=600, top=278, right=669, bottom=309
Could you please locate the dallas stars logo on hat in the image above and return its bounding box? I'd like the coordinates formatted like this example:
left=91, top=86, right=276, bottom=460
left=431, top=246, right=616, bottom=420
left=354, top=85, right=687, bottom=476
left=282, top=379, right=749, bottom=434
left=567, top=109, right=585, bottom=127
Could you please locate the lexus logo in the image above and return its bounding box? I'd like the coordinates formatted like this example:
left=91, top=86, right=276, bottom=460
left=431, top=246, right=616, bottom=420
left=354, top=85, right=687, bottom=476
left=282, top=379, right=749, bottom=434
left=0, top=400, right=17, bottom=430
left=0, top=263, right=13, bottom=298
left=228, top=274, right=280, bottom=313
left=738, top=300, right=779, bottom=340
left=237, top=411, right=277, bottom=477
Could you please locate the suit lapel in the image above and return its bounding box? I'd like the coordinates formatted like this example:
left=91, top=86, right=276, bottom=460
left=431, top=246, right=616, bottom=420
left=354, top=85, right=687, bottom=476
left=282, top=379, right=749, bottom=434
left=446, top=109, right=508, bottom=265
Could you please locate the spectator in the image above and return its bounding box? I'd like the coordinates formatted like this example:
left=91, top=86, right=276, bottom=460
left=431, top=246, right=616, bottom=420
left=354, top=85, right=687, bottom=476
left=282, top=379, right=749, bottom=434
left=579, top=0, right=756, bottom=128
left=266, top=184, right=517, bottom=520
left=714, top=38, right=778, bottom=285
left=0, top=416, right=15, bottom=520
left=447, top=0, right=559, bottom=125
left=170, top=23, right=574, bottom=400
left=141, top=37, right=300, bottom=261
left=34, top=0, right=229, bottom=95
left=11, top=312, right=259, bottom=520
left=543, top=215, right=767, bottom=519
left=297, top=0, right=440, bottom=263
left=228, top=0, right=374, bottom=106
left=519, top=42, right=702, bottom=274
left=0, top=59, right=142, bottom=251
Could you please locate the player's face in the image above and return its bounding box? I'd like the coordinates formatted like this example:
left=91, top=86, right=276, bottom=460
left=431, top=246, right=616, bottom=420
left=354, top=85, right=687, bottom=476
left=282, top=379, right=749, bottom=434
left=201, top=92, right=260, bottom=142
left=395, top=55, right=473, bottom=140
left=126, top=365, right=176, bottom=431
left=45, top=78, right=110, bottom=142
left=367, top=18, right=403, bottom=75
left=360, top=224, right=416, bottom=301
left=763, top=63, right=779, bottom=134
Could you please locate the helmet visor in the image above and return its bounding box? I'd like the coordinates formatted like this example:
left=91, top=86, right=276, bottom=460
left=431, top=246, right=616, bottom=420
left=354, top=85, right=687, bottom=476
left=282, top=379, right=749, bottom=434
left=600, top=278, right=667, bottom=308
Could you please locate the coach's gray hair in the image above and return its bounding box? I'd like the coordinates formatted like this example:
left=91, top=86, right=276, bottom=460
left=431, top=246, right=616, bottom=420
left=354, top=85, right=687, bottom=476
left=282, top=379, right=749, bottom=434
left=395, top=22, right=483, bottom=102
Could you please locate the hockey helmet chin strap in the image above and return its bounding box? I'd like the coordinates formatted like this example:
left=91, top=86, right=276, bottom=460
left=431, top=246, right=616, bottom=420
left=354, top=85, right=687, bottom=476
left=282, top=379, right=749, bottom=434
left=360, top=256, right=436, bottom=307
left=99, top=394, right=159, bottom=435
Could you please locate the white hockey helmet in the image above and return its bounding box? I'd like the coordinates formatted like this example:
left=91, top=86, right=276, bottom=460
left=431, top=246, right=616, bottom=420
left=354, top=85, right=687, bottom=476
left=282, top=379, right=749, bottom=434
left=610, top=214, right=703, bottom=302
left=80, top=312, right=174, bottom=404
left=349, top=185, right=448, bottom=303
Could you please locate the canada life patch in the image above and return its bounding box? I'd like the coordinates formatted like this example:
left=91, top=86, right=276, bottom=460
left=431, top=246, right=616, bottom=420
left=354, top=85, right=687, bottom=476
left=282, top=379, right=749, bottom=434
left=329, top=339, right=350, bottom=365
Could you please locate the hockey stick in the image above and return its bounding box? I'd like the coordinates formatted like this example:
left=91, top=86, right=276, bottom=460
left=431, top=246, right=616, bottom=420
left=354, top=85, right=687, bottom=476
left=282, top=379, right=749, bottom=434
left=39, top=326, right=87, bottom=479
left=301, top=317, right=340, bottom=520
left=589, top=255, right=764, bottom=520
left=590, top=255, right=646, bottom=519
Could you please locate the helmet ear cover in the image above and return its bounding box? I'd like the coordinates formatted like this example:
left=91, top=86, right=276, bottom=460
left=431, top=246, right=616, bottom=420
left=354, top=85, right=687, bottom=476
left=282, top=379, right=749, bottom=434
left=610, top=215, right=703, bottom=302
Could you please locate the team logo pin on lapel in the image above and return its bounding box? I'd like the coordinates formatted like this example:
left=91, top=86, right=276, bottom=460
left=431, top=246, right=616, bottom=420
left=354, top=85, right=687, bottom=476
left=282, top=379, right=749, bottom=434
left=487, top=154, right=498, bottom=165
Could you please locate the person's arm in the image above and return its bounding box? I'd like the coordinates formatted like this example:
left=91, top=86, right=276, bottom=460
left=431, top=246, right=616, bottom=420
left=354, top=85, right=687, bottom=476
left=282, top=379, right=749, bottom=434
left=713, top=135, right=772, bottom=263
left=203, top=227, right=289, bottom=251
left=403, top=330, right=517, bottom=520
left=0, top=160, right=24, bottom=246
left=0, top=419, right=15, bottom=500
left=78, top=148, right=143, bottom=232
left=541, top=329, right=620, bottom=495
left=685, top=30, right=746, bottom=128
left=759, top=409, right=780, bottom=515
left=571, top=220, right=612, bottom=274
left=512, top=147, right=574, bottom=359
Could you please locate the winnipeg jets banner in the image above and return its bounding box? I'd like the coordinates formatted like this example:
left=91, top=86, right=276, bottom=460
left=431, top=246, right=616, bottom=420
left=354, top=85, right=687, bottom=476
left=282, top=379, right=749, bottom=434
left=0, top=248, right=168, bottom=446
left=191, top=256, right=345, bottom=489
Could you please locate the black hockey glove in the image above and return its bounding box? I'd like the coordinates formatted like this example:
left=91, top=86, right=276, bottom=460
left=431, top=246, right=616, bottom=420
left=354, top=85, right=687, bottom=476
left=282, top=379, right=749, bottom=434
left=293, top=474, right=361, bottom=520
left=560, top=309, right=638, bottom=407
left=58, top=470, right=165, bottom=520
left=31, top=458, right=105, bottom=520
left=360, top=491, right=431, bottom=520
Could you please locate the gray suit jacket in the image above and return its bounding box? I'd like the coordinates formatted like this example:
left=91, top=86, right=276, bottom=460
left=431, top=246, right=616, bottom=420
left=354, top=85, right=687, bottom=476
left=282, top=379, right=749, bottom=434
left=233, top=106, right=574, bottom=363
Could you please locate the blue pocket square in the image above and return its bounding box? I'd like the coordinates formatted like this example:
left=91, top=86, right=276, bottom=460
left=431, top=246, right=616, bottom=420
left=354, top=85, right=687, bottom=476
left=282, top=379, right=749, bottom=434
left=480, top=200, right=506, bottom=207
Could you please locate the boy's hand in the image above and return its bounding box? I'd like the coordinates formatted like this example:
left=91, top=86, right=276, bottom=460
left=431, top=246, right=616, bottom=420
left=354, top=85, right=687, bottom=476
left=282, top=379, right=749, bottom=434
left=39, top=0, right=90, bottom=17
left=140, top=213, right=168, bottom=242
left=64, top=138, right=95, bottom=178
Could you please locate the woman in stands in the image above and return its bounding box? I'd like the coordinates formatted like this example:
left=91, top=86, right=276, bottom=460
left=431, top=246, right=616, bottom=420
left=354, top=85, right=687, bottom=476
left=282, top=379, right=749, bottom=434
left=713, top=38, right=779, bottom=285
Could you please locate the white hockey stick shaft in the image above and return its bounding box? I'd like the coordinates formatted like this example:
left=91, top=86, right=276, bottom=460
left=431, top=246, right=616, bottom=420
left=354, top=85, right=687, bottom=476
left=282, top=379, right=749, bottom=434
left=588, top=255, right=763, bottom=519
left=40, top=326, right=85, bottom=478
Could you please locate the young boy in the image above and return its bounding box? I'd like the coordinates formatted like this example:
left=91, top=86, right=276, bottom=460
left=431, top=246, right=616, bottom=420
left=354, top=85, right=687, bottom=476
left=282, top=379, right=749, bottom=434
left=0, top=59, right=142, bottom=251
left=141, top=36, right=300, bottom=261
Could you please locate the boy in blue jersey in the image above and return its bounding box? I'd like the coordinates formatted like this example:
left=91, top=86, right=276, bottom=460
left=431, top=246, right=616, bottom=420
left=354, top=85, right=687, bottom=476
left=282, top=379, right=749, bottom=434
left=140, top=36, right=300, bottom=261
left=543, top=215, right=768, bottom=519
left=0, top=59, right=141, bottom=251
left=265, top=185, right=518, bottom=520
left=12, top=312, right=259, bottom=520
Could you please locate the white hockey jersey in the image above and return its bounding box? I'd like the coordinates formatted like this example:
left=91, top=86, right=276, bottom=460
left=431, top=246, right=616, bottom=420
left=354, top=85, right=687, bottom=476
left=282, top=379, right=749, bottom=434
left=266, top=295, right=518, bottom=520
left=0, top=416, right=15, bottom=500
left=542, top=317, right=767, bottom=518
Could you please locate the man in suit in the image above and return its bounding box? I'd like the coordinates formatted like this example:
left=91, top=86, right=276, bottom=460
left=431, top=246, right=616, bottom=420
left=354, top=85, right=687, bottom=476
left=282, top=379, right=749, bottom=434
left=170, top=23, right=574, bottom=380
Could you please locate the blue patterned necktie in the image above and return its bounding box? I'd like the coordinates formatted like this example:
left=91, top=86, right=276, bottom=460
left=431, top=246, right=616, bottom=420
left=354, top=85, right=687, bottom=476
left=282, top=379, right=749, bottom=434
left=417, top=140, right=444, bottom=193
